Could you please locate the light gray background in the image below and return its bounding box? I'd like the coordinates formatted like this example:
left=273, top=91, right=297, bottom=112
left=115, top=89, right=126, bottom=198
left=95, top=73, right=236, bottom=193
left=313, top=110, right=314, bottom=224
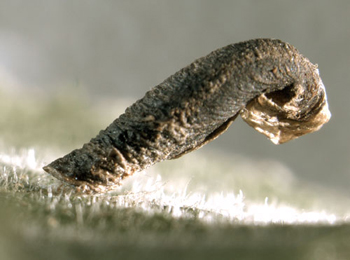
left=0, top=1, right=349, bottom=194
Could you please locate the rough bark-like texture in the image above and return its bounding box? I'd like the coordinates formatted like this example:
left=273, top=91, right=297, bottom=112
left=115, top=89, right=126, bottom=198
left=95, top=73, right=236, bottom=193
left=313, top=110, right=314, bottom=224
left=43, top=39, right=331, bottom=193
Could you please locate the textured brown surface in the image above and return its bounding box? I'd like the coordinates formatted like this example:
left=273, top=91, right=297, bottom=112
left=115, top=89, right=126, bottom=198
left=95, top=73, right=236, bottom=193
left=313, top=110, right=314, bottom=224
left=43, top=39, right=330, bottom=193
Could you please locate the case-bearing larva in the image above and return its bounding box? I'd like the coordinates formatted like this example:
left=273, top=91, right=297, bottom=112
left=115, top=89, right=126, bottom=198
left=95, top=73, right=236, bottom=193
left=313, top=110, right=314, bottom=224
left=43, top=39, right=331, bottom=193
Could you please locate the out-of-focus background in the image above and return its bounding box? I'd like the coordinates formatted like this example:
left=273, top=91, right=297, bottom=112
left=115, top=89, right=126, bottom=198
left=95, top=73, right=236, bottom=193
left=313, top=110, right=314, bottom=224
left=0, top=0, right=348, bottom=193
left=1, top=1, right=350, bottom=259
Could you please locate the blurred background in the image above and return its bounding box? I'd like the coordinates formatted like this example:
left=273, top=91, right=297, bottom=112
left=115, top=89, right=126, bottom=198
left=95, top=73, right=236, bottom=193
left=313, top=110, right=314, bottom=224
left=0, top=0, right=348, bottom=194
